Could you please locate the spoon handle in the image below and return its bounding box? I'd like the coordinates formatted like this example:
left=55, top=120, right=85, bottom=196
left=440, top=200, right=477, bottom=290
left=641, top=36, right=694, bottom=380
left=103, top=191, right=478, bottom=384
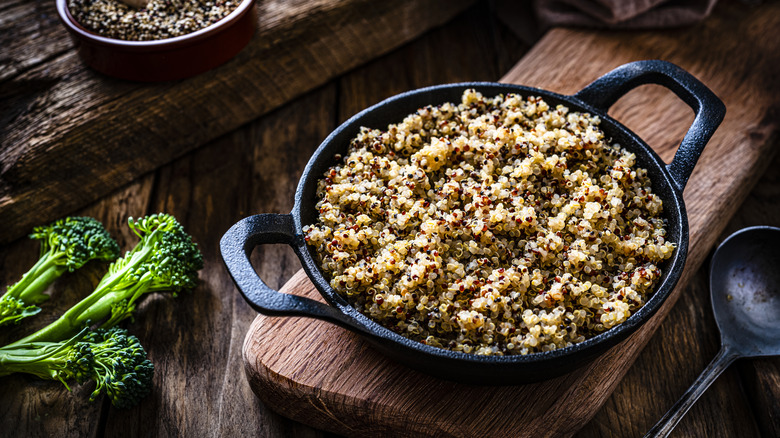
left=644, top=346, right=740, bottom=437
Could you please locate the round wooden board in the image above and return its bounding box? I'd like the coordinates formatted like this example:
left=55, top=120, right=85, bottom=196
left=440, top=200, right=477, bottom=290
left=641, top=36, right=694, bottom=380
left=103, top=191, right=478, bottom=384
left=242, top=270, right=658, bottom=438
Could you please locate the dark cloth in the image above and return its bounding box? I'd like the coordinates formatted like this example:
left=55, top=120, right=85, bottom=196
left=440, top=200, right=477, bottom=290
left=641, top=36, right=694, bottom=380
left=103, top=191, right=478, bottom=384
left=494, top=0, right=721, bottom=44
left=534, top=0, right=719, bottom=29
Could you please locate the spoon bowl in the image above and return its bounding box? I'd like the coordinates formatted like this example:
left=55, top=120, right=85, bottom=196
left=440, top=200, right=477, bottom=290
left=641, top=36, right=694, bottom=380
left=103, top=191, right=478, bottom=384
left=710, top=226, right=780, bottom=356
left=646, top=226, right=780, bottom=437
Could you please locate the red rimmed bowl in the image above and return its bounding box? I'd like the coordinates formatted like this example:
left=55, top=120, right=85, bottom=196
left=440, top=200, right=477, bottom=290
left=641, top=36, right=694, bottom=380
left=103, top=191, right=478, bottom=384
left=56, top=0, right=257, bottom=81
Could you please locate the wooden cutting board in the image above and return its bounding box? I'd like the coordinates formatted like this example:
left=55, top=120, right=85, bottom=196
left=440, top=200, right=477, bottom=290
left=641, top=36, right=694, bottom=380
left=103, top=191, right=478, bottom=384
left=242, top=2, right=780, bottom=437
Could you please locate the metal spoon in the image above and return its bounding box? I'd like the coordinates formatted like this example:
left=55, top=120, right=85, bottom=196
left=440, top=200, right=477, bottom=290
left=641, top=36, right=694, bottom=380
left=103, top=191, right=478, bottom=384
left=645, top=226, right=780, bottom=437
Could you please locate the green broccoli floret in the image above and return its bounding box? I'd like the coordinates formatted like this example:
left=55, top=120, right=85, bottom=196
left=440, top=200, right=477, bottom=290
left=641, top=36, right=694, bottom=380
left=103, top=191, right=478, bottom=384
left=0, top=217, right=120, bottom=327
left=6, top=213, right=203, bottom=346
left=0, top=327, right=154, bottom=408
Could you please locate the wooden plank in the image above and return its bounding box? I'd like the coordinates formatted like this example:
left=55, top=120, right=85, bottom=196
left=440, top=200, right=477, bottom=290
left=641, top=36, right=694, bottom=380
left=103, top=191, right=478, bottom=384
left=0, top=0, right=72, bottom=82
left=337, top=3, right=529, bottom=117
left=241, top=1, right=780, bottom=436
left=0, top=0, right=475, bottom=245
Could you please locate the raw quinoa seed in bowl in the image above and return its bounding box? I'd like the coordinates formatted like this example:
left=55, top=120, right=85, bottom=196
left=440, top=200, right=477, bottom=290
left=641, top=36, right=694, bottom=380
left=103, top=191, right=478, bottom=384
left=68, top=0, right=242, bottom=42
left=221, top=60, right=725, bottom=384
left=56, top=0, right=257, bottom=81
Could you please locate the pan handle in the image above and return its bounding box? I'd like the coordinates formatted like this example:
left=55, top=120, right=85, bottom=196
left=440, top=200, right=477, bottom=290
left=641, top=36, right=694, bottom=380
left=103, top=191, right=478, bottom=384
left=220, top=213, right=365, bottom=331
left=573, top=60, right=725, bottom=192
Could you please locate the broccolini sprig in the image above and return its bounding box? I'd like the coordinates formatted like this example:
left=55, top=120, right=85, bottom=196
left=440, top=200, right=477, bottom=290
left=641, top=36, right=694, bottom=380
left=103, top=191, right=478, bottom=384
left=5, top=213, right=203, bottom=347
left=0, top=217, right=119, bottom=327
left=0, top=327, right=154, bottom=408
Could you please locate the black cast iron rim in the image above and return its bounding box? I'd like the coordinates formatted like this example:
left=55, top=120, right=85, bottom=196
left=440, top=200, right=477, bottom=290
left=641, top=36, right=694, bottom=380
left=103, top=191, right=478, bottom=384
left=221, top=60, right=725, bottom=383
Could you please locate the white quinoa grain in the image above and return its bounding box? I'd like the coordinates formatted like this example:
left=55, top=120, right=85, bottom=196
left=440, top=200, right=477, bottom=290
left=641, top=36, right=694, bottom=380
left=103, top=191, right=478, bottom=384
left=304, top=90, right=675, bottom=356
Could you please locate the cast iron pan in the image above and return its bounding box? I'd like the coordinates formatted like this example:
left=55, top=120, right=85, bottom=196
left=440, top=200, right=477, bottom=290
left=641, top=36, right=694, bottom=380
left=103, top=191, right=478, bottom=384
left=220, top=60, right=725, bottom=384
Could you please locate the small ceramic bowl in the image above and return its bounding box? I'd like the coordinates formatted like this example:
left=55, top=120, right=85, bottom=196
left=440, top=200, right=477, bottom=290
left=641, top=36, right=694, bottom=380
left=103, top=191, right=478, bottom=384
left=56, top=0, right=257, bottom=81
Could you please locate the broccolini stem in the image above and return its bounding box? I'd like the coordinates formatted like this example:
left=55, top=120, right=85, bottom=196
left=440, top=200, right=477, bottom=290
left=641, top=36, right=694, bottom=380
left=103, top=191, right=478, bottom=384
left=0, top=329, right=87, bottom=376
left=4, top=256, right=50, bottom=299
left=3, top=240, right=157, bottom=347
left=3, top=255, right=63, bottom=305
left=0, top=256, right=65, bottom=326
left=14, top=258, right=67, bottom=305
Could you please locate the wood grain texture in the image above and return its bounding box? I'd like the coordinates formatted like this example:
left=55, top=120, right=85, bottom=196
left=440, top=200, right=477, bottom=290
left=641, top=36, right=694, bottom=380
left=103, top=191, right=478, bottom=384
left=1, top=1, right=776, bottom=437
left=0, top=0, right=72, bottom=82
left=0, top=0, right=475, bottom=245
left=242, top=1, right=780, bottom=436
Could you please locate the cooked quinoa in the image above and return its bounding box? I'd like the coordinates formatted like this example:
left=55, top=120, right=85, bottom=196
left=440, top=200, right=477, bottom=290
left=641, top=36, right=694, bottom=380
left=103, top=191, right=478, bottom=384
left=304, top=90, right=675, bottom=356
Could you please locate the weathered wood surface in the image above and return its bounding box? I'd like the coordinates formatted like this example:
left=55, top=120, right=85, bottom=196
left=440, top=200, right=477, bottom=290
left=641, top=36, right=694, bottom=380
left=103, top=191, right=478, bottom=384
left=242, top=0, right=780, bottom=436
left=0, top=0, right=475, bottom=245
left=0, top=1, right=777, bottom=437
left=0, top=3, right=524, bottom=437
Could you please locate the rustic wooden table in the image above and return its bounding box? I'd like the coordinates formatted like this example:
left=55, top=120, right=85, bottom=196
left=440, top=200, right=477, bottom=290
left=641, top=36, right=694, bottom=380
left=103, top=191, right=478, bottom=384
left=1, top=1, right=778, bottom=437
